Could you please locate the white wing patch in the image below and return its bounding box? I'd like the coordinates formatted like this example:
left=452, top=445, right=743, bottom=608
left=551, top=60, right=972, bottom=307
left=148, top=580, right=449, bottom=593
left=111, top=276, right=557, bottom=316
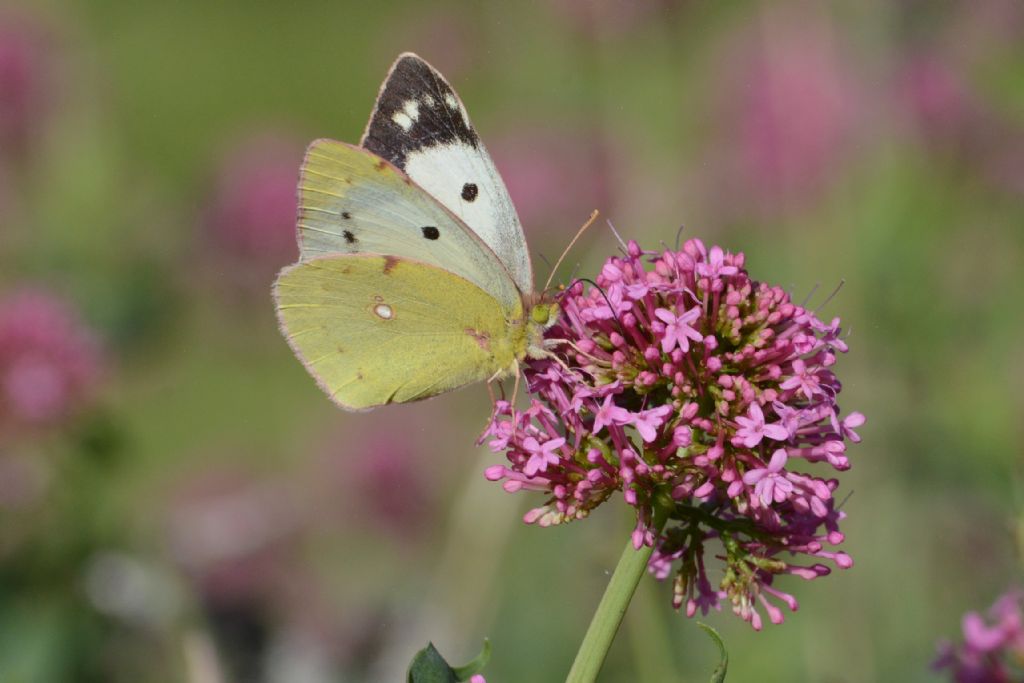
left=391, top=100, right=422, bottom=131
left=360, top=53, right=534, bottom=295
left=392, top=111, right=414, bottom=131
left=404, top=141, right=531, bottom=295
left=402, top=99, right=420, bottom=121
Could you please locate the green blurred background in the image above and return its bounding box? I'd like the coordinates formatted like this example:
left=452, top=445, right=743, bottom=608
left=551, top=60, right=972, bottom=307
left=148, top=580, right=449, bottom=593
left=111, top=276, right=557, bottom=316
left=1, top=1, right=1022, bottom=681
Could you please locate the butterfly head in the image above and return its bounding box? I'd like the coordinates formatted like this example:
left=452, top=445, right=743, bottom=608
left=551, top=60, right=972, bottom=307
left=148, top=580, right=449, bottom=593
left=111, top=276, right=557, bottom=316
left=519, top=294, right=560, bottom=362
left=530, top=300, right=559, bottom=331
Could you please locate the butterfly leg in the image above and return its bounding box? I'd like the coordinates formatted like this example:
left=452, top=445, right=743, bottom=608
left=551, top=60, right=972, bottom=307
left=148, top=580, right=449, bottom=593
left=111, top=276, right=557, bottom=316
left=533, top=340, right=589, bottom=377
left=477, top=374, right=509, bottom=444
left=544, top=338, right=603, bottom=366
left=509, top=358, right=521, bottom=409
left=487, top=377, right=508, bottom=406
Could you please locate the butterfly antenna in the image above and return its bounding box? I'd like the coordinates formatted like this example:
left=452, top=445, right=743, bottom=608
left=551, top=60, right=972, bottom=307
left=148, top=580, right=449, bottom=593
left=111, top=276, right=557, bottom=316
left=544, top=210, right=600, bottom=292
left=814, top=279, right=846, bottom=313
left=556, top=278, right=584, bottom=298
left=606, top=219, right=628, bottom=253
left=800, top=283, right=820, bottom=308
left=567, top=261, right=582, bottom=284
left=674, top=224, right=687, bottom=251
left=563, top=277, right=624, bottom=328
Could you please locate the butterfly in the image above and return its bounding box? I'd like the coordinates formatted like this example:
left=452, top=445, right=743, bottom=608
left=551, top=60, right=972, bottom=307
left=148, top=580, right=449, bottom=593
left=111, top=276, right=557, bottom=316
left=273, top=53, right=566, bottom=411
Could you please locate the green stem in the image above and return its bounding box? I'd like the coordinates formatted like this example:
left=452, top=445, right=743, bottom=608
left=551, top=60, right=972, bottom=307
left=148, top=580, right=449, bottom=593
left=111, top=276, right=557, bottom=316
left=566, top=512, right=669, bottom=683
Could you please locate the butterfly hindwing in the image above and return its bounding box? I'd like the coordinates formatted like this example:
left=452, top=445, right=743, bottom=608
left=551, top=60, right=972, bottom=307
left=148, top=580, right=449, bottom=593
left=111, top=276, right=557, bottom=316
left=273, top=254, right=525, bottom=411
left=360, top=53, right=533, bottom=294
left=296, top=138, right=521, bottom=314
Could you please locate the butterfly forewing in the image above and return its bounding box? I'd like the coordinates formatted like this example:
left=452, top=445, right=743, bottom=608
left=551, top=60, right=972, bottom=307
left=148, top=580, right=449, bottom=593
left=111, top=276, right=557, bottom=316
left=296, top=139, right=521, bottom=314
left=360, top=53, right=533, bottom=294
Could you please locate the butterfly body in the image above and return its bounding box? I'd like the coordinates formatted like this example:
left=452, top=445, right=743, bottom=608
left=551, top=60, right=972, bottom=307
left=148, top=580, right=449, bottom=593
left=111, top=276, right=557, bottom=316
left=274, top=53, right=553, bottom=411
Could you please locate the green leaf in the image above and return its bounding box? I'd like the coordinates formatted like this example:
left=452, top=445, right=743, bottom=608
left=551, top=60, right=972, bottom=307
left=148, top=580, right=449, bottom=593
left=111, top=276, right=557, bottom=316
left=697, top=622, right=728, bottom=683
left=451, top=639, right=491, bottom=680
left=407, top=643, right=458, bottom=683
left=407, top=640, right=491, bottom=683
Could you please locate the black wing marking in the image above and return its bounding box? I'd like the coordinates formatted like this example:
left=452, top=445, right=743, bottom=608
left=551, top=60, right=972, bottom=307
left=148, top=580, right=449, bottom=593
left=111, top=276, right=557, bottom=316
left=360, top=53, right=479, bottom=170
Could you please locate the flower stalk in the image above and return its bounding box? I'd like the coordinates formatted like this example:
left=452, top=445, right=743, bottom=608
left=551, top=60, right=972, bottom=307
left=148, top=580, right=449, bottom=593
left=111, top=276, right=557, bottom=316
left=566, top=502, right=671, bottom=683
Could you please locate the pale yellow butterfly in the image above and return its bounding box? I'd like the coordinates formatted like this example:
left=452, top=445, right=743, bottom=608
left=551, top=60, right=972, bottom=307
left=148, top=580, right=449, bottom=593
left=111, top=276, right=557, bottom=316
left=273, top=53, right=573, bottom=411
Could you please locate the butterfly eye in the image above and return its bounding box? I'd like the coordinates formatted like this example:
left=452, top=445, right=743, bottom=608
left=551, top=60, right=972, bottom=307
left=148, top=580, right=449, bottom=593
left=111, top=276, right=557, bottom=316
left=531, top=303, right=559, bottom=328
left=461, top=183, right=478, bottom=202
left=421, top=226, right=440, bottom=240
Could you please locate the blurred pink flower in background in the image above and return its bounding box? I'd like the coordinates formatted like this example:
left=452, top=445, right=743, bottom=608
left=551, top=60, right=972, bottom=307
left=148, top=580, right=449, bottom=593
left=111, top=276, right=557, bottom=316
left=349, top=436, right=434, bottom=537
left=934, top=588, right=1024, bottom=682
left=898, top=55, right=975, bottom=145
left=167, top=465, right=391, bottom=681
left=888, top=4, right=1024, bottom=199
left=547, top=0, right=678, bottom=39
left=310, top=412, right=443, bottom=541
left=0, top=8, right=59, bottom=163
left=945, top=0, right=1024, bottom=66
left=707, top=8, right=859, bottom=217
left=894, top=50, right=1024, bottom=197
left=488, top=125, right=615, bottom=237
left=0, top=288, right=103, bottom=434
left=166, top=467, right=303, bottom=605
left=201, top=133, right=302, bottom=286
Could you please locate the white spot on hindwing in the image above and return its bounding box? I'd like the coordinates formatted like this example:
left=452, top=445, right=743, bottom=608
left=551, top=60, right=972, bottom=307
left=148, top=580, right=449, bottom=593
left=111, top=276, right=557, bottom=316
left=422, top=93, right=435, bottom=107
left=444, top=93, right=458, bottom=110
left=374, top=303, right=394, bottom=320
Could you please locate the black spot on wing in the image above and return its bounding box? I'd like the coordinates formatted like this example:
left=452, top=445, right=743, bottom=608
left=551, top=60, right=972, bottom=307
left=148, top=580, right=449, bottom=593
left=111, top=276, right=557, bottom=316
left=361, top=54, right=479, bottom=170
left=421, top=226, right=440, bottom=240
left=341, top=211, right=352, bottom=219
left=343, top=230, right=357, bottom=244
left=461, top=182, right=478, bottom=201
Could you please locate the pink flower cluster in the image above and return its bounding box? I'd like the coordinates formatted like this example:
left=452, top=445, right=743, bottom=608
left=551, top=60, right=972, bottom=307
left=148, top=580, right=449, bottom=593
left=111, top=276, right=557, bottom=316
left=0, top=9, right=58, bottom=161
left=934, top=589, right=1024, bottom=682
left=203, top=134, right=300, bottom=274
left=0, top=289, right=102, bottom=433
left=708, top=8, right=858, bottom=216
left=482, top=238, right=861, bottom=629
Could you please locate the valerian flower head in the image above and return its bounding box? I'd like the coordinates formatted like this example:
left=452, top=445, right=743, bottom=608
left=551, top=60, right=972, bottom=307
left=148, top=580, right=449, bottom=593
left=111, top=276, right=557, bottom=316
left=481, top=238, right=861, bottom=630
left=934, top=589, right=1024, bottom=682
